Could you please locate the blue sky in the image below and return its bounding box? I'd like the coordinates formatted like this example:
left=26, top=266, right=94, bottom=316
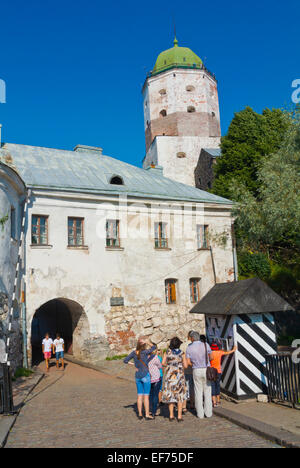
left=0, top=0, right=298, bottom=167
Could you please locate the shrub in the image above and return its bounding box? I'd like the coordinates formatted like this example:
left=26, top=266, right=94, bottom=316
left=267, top=263, right=300, bottom=295
left=105, top=354, right=128, bottom=361
left=238, top=251, right=271, bottom=280
left=14, top=368, right=34, bottom=379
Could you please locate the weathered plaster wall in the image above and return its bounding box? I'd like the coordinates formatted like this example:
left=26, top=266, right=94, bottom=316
left=25, top=192, right=234, bottom=362
left=143, top=136, right=221, bottom=187
left=142, top=68, right=221, bottom=187
left=143, top=68, right=221, bottom=151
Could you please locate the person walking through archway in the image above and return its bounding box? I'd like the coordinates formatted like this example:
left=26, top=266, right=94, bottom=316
left=53, top=333, right=65, bottom=371
left=42, top=333, right=53, bottom=372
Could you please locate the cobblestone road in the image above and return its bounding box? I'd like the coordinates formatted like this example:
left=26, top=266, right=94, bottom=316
left=6, top=362, right=279, bottom=448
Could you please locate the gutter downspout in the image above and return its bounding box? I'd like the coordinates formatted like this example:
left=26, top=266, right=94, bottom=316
left=210, top=246, right=217, bottom=285
left=21, top=191, right=30, bottom=368
left=231, top=222, right=238, bottom=282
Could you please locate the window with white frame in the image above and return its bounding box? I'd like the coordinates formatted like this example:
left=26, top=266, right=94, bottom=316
left=190, top=278, right=201, bottom=303
left=197, top=224, right=209, bottom=249
left=106, top=219, right=120, bottom=248
left=154, top=222, right=168, bottom=248
left=165, top=279, right=177, bottom=304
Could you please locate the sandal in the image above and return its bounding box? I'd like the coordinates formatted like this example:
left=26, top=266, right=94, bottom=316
left=169, top=417, right=175, bottom=421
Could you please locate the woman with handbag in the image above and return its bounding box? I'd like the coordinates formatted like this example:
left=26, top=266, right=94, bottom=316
left=123, top=338, right=157, bottom=420
left=161, top=337, right=188, bottom=422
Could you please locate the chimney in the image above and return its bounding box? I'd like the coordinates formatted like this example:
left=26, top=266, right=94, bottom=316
left=73, top=145, right=103, bottom=155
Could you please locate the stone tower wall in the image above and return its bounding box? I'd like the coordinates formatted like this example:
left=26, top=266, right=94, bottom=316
left=143, top=68, right=221, bottom=186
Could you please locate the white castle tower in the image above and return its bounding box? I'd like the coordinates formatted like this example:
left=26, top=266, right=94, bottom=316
left=142, top=37, right=221, bottom=187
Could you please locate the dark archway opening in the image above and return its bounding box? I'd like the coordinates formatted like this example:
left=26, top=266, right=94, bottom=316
left=31, top=298, right=85, bottom=366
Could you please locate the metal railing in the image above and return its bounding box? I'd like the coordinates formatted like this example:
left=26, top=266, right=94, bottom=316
left=0, top=363, right=14, bottom=414
left=266, top=354, right=300, bottom=408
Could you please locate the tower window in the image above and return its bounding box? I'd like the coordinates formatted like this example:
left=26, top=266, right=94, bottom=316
left=177, top=152, right=186, bottom=158
left=110, top=176, right=124, bottom=185
left=212, top=111, right=215, bottom=117
left=186, top=85, right=195, bottom=92
left=187, top=106, right=196, bottom=113
left=159, top=109, right=167, bottom=118
left=159, top=89, right=167, bottom=95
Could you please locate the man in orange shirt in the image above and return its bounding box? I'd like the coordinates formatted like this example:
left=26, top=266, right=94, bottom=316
left=210, top=343, right=237, bottom=407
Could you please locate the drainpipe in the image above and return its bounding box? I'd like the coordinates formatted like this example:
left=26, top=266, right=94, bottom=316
left=21, top=285, right=28, bottom=368
left=210, top=246, right=217, bottom=285
left=231, top=222, right=238, bottom=282
left=21, top=190, right=30, bottom=368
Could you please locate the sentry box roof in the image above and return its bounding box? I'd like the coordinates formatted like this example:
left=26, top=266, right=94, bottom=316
left=190, top=278, right=294, bottom=316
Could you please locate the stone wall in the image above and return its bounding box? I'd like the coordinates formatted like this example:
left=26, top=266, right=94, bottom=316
left=145, top=112, right=215, bottom=153
left=105, top=301, right=205, bottom=355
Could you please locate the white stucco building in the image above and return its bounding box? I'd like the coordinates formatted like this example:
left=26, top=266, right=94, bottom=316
left=0, top=39, right=234, bottom=369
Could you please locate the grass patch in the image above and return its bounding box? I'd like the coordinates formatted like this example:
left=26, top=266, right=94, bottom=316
left=105, top=354, right=128, bottom=361
left=14, top=368, right=34, bottom=379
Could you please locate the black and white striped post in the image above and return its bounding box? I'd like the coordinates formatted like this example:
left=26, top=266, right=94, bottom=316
left=4, top=192, right=29, bottom=367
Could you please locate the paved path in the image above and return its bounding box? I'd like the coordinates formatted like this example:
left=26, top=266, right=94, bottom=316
left=5, top=362, right=280, bottom=448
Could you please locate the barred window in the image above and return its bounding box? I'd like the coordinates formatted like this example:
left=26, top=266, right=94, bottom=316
left=165, top=279, right=177, bottom=304
left=197, top=225, right=209, bottom=249
left=32, top=215, right=48, bottom=245
left=154, top=222, right=168, bottom=248
left=68, top=218, right=84, bottom=246
left=106, top=219, right=120, bottom=248
left=190, top=278, right=201, bottom=303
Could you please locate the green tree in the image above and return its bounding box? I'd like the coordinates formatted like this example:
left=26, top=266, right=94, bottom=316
left=232, top=111, right=300, bottom=261
left=212, top=107, right=289, bottom=199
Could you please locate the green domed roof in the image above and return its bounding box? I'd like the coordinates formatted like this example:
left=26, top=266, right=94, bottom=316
left=152, top=38, right=203, bottom=76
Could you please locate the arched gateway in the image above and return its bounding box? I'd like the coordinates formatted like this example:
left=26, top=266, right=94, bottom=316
left=31, top=298, right=89, bottom=365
